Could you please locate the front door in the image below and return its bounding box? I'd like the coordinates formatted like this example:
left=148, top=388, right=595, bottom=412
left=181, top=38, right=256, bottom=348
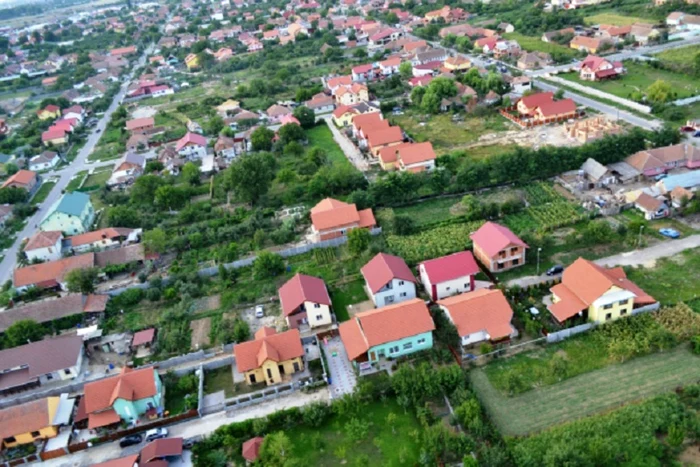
left=293, top=362, right=300, bottom=372
left=278, top=364, right=285, bottom=375
left=370, top=351, right=376, bottom=361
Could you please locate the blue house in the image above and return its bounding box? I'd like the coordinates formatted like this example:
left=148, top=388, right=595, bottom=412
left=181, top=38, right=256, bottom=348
left=339, top=298, right=434, bottom=369
left=40, top=191, right=94, bottom=235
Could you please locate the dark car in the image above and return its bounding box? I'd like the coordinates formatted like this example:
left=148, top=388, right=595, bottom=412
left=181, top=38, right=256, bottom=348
left=119, top=434, right=142, bottom=448
left=546, top=265, right=564, bottom=276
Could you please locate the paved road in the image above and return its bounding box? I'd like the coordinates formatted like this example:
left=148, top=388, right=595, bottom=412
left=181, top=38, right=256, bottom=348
left=506, top=234, right=700, bottom=288
left=41, top=388, right=330, bottom=467
left=0, top=47, right=151, bottom=285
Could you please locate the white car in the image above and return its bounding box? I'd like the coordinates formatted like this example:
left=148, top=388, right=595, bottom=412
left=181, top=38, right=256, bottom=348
left=145, top=427, right=168, bottom=442
left=255, top=305, right=264, bottom=318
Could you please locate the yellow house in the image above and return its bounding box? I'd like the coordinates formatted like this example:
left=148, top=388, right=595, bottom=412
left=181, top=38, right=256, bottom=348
left=233, top=327, right=305, bottom=386
left=36, top=105, right=61, bottom=121
left=548, top=258, right=656, bottom=324
left=332, top=106, right=359, bottom=127
left=335, top=84, right=369, bottom=106
left=443, top=56, right=471, bottom=72
left=185, top=53, right=200, bottom=70
left=0, top=397, right=61, bottom=449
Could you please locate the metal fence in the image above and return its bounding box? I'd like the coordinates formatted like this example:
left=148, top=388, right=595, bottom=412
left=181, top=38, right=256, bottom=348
left=224, top=383, right=296, bottom=414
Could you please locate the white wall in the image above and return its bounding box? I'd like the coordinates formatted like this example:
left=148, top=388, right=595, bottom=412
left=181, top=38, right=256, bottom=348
left=305, top=301, right=332, bottom=327
left=370, top=278, right=416, bottom=307
left=25, top=239, right=63, bottom=262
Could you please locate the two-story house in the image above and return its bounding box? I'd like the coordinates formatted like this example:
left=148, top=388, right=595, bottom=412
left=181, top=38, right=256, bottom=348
left=351, top=63, right=375, bottom=82
left=438, top=288, right=516, bottom=347
left=339, top=298, right=434, bottom=369
left=1, top=169, right=39, bottom=193
left=378, top=141, right=436, bottom=172
left=419, top=251, right=480, bottom=301
left=0, top=396, right=74, bottom=450
left=83, top=367, right=163, bottom=429
left=548, top=257, right=656, bottom=324
left=309, top=197, right=376, bottom=242
left=175, top=132, right=207, bottom=160
left=579, top=55, right=624, bottom=81
left=234, top=327, right=305, bottom=386
left=279, top=273, right=333, bottom=330
left=624, top=143, right=700, bottom=177
left=470, top=222, right=528, bottom=273
left=334, top=83, right=369, bottom=106
left=40, top=192, right=94, bottom=235
left=29, top=151, right=61, bottom=171
left=361, top=253, right=417, bottom=307
left=23, top=230, right=63, bottom=262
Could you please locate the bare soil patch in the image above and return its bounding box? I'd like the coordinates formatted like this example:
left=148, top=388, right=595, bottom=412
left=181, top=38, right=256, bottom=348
left=190, top=317, right=212, bottom=349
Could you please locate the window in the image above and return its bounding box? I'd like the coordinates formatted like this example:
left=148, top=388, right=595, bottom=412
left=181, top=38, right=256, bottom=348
left=417, top=338, right=426, bottom=345
left=618, top=299, right=628, bottom=306
left=64, top=369, right=71, bottom=376
left=445, top=287, right=451, bottom=291
left=249, top=374, right=257, bottom=384
left=398, top=280, right=404, bottom=286
left=620, top=310, right=627, bottom=316
left=512, top=258, right=519, bottom=266
left=605, top=313, right=612, bottom=321
left=46, top=373, right=53, bottom=380
left=266, top=368, right=273, bottom=379
left=31, top=432, right=40, bottom=438
left=403, top=342, right=413, bottom=350
left=389, top=346, right=399, bottom=354
left=603, top=303, right=613, bottom=310
left=5, top=436, right=15, bottom=443
left=510, top=247, right=518, bottom=254
left=400, top=292, right=407, bottom=297
left=314, top=303, right=320, bottom=308
left=497, top=263, right=504, bottom=270
left=464, top=283, right=469, bottom=289
left=316, top=314, right=323, bottom=321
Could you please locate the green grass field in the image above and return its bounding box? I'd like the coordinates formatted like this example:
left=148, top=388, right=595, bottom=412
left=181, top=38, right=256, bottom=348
left=82, top=169, right=112, bottom=189
left=305, top=124, right=354, bottom=170
left=203, top=366, right=236, bottom=397
left=503, top=32, right=578, bottom=61
left=625, top=248, right=700, bottom=307
left=655, top=45, right=700, bottom=67
left=584, top=12, right=650, bottom=26
left=31, top=181, right=55, bottom=204
left=65, top=171, right=87, bottom=192
left=471, top=346, right=700, bottom=436
left=560, top=61, right=700, bottom=100
left=329, top=279, right=368, bottom=322
left=287, top=398, right=422, bottom=466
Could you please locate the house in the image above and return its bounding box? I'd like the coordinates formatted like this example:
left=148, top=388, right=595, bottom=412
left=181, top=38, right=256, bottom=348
left=669, top=185, right=694, bottom=208
left=517, top=51, right=553, bottom=70
left=62, top=105, right=86, bottom=122
left=279, top=273, right=333, bottom=329
left=533, top=98, right=577, bottom=121
left=309, top=197, right=376, bottom=242
left=305, top=93, right=335, bottom=114
left=658, top=171, right=700, bottom=194
left=326, top=75, right=353, bottom=94
left=361, top=252, right=416, bottom=307
left=339, top=298, right=434, bottom=367
left=13, top=253, right=95, bottom=291
left=625, top=144, right=700, bottom=177
left=548, top=257, right=656, bottom=324
left=83, top=367, right=163, bottom=429
left=493, top=40, right=521, bottom=59
left=366, top=126, right=404, bottom=157
left=110, top=45, right=137, bottom=57
left=414, top=48, right=449, bottom=65
left=580, top=157, right=618, bottom=188
left=2, top=169, right=38, bottom=192
left=438, top=289, right=516, bottom=347
left=42, top=128, right=68, bottom=146
left=216, top=99, right=241, bottom=117
left=266, top=104, right=292, bottom=123
left=68, top=227, right=141, bottom=253
left=140, top=438, right=183, bottom=464
left=175, top=132, right=207, bottom=160
left=579, top=55, right=624, bottom=81
left=40, top=192, right=94, bottom=235
left=378, top=141, right=436, bottom=172
left=351, top=64, right=375, bottom=82
left=125, top=117, right=155, bottom=134
left=0, top=294, right=108, bottom=333
left=0, top=335, right=84, bottom=395
left=185, top=53, right=200, bottom=70
left=215, top=135, right=237, bottom=159
left=233, top=327, right=305, bottom=386
left=629, top=23, right=661, bottom=45
left=0, top=396, right=74, bottom=449
left=419, top=251, right=480, bottom=301
left=516, top=92, right=554, bottom=116
left=335, top=83, right=369, bottom=105
left=634, top=192, right=669, bottom=220
left=598, top=24, right=632, bottom=42
left=443, top=56, right=471, bottom=72
left=131, top=328, right=156, bottom=357
left=29, top=151, right=61, bottom=171
left=378, top=57, right=402, bottom=76
left=23, top=230, right=63, bottom=262
left=37, top=104, right=61, bottom=120
left=510, top=76, right=532, bottom=94
left=107, top=153, right=146, bottom=189
left=242, top=437, right=264, bottom=463
left=565, top=116, right=623, bottom=143
left=471, top=222, right=528, bottom=273
left=542, top=27, right=575, bottom=42
left=279, top=114, right=301, bottom=127
left=570, top=35, right=609, bottom=54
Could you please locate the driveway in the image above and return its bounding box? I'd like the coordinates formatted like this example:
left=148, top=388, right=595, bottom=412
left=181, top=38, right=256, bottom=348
left=322, top=335, right=357, bottom=398
left=323, top=116, right=369, bottom=172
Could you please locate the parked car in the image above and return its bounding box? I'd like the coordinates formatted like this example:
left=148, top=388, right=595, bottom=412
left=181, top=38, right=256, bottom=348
left=255, top=305, right=264, bottom=318
left=659, top=228, right=680, bottom=239
left=119, top=434, right=142, bottom=448
left=546, top=265, right=564, bottom=276
left=145, top=428, right=168, bottom=442
left=653, top=173, right=667, bottom=181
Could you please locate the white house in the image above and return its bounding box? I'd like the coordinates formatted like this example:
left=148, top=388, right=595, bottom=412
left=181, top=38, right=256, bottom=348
left=29, top=151, right=61, bottom=171
left=68, top=227, right=142, bottom=253
left=361, top=253, right=417, bottom=308
left=279, top=273, right=333, bottom=330
left=23, top=230, right=64, bottom=262
left=175, top=132, right=208, bottom=160
left=419, top=251, right=480, bottom=301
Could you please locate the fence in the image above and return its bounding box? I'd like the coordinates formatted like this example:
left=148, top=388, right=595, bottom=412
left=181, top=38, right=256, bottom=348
left=498, top=106, right=581, bottom=128
left=544, top=75, right=653, bottom=114
left=0, top=454, right=40, bottom=467
left=224, top=383, right=296, bottom=414
left=546, top=322, right=594, bottom=343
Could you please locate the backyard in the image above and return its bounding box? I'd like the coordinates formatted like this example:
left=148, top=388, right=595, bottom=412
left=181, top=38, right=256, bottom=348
left=31, top=180, right=56, bottom=204
left=329, top=278, right=368, bottom=322
left=305, top=123, right=354, bottom=170
left=203, top=366, right=236, bottom=398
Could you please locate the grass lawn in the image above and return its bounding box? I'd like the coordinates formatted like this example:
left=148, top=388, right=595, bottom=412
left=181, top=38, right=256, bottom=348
left=329, top=278, right=368, bottom=322
left=203, top=366, right=236, bottom=398
left=31, top=181, right=55, bottom=204
left=471, top=346, right=700, bottom=436
left=65, top=171, right=87, bottom=192
left=559, top=61, right=700, bottom=101
left=287, top=398, right=422, bottom=466
left=503, top=32, right=578, bottom=61
left=584, top=12, right=650, bottom=26
left=306, top=124, right=354, bottom=170
left=82, top=169, right=112, bottom=189
left=390, top=112, right=510, bottom=155
left=654, top=44, right=700, bottom=69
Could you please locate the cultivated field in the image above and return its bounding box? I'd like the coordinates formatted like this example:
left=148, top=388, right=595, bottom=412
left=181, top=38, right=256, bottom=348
left=470, top=346, right=700, bottom=436
left=584, top=12, right=650, bottom=26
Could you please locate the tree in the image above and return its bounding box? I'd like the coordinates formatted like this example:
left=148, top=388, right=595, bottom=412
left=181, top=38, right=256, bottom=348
left=694, top=52, right=700, bottom=76
left=154, top=185, right=187, bottom=210
left=253, top=251, right=285, bottom=279
left=182, top=162, right=200, bottom=186
left=278, top=123, right=305, bottom=144
left=65, top=267, right=98, bottom=294
left=144, top=228, right=167, bottom=254
left=233, top=319, right=250, bottom=342
left=258, top=432, right=294, bottom=467
left=107, top=205, right=141, bottom=228
left=293, top=106, right=315, bottom=129
left=225, top=152, right=275, bottom=205
left=251, top=126, right=275, bottom=151
left=4, top=319, right=44, bottom=347
left=204, top=115, right=225, bottom=136
left=646, top=80, right=673, bottom=104
left=399, top=61, right=413, bottom=80
left=347, top=228, right=370, bottom=256
left=5, top=163, right=18, bottom=175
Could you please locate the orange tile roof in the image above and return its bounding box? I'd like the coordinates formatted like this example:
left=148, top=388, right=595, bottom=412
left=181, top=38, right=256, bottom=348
left=13, top=253, right=95, bottom=288
left=397, top=141, right=436, bottom=166
left=439, top=289, right=513, bottom=340
left=310, top=197, right=363, bottom=231
left=88, top=408, right=121, bottom=429
left=234, top=328, right=304, bottom=373
left=0, top=397, right=53, bottom=442
left=83, top=367, right=158, bottom=415
left=339, top=298, right=434, bottom=361
left=92, top=455, right=139, bottom=467
left=351, top=112, right=383, bottom=131
left=125, top=117, right=154, bottom=131
left=69, top=227, right=135, bottom=248
left=366, top=126, right=403, bottom=148
left=357, top=208, right=376, bottom=228
left=2, top=169, right=36, bottom=188
left=24, top=230, right=63, bottom=251
left=327, top=75, right=352, bottom=89
left=378, top=142, right=412, bottom=164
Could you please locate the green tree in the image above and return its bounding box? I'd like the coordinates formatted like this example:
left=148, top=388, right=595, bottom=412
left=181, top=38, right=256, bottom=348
left=694, top=52, right=700, bottom=76
left=233, top=319, right=250, bottom=342
left=251, top=126, right=275, bottom=151
left=65, top=267, right=98, bottom=294
left=107, top=206, right=141, bottom=228
left=154, top=185, right=187, bottom=210
left=144, top=228, right=167, bottom=254
left=225, top=152, right=275, bottom=205
left=278, top=122, right=305, bottom=144
left=182, top=162, right=200, bottom=186
left=4, top=319, right=44, bottom=347
left=399, top=61, right=413, bottom=80
left=347, top=228, right=371, bottom=256
left=646, top=80, right=673, bottom=104
left=204, top=115, right=225, bottom=135
left=293, top=106, right=315, bottom=129
left=258, top=432, right=294, bottom=467
left=253, top=251, right=285, bottom=279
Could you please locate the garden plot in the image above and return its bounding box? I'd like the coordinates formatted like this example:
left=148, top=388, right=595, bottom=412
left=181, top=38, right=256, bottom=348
left=193, top=294, right=221, bottom=312
left=190, top=317, right=212, bottom=350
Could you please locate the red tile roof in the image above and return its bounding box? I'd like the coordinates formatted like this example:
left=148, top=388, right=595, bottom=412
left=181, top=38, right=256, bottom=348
left=397, top=141, right=436, bottom=166
left=438, top=289, right=513, bottom=340
left=126, top=117, right=154, bottom=131
left=361, top=253, right=415, bottom=294
left=470, top=222, right=528, bottom=258
left=83, top=367, right=159, bottom=415
left=132, top=328, right=156, bottom=346
left=519, top=91, right=554, bottom=110
left=278, top=274, right=331, bottom=316
left=88, top=408, right=121, bottom=429
left=92, top=455, right=139, bottom=467
left=536, top=98, right=576, bottom=117
left=140, top=438, right=183, bottom=463
left=13, top=253, right=95, bottom=288
left=0, top=397, right=54, bottom=442
left=175, top=132, right=207, bottom=151
left=68, top=227, right=135, bottom=248
left=309, top=197, right=374, bottom=232
left=332, top=105, right=358, bottom=118
left=242, top=437, right=264, bottom=462
left=420, top=251, right=479, bottom=284
left=233, top=328, right=304, bottom=373
left=366, top=126, right=403, bottom=148
left=2, top=169, right=36, bottom=188
left=339, top=298, right=434, bottom=361
left=42, top=128, right=66, bottom=142
left=351, top=112, right=383, bottom=132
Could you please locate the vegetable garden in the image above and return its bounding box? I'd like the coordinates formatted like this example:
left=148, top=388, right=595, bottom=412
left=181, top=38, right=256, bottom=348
left=386, top=220, right=485, bottom=265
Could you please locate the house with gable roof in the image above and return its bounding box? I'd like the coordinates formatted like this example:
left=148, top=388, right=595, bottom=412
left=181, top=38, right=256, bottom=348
left=233, top=327, right=305, bottom=386
left=40, top=192, right=94, bottom=235
left=361, top=252, right=416, bottom=307
left=579, top=55, right=624, bottom=81
left=339, top=298, right=434, bottom=368
left=23, top=230, right=63, bottom=262
left=419, top=251, right=480, bottom=301
left=309, top=197, right=376, bottom=242
left=83, top=367, right=163, bottom=429
left=470, top=222, right=528, bottom=272
left=624, top=144, right=700, bottom=177
left=278, top=273, right=333, bottom=329
left=175, top=132, right=207, bottom=160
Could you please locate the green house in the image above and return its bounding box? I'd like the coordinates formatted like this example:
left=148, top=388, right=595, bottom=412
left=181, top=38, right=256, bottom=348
left=40, top=191, right=95, bottom=235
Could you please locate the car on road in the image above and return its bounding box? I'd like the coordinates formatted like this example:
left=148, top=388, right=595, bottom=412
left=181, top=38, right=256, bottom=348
left=145, top=428, right=168, bottom=442
left=546, top=265, right=564, bottom=276
left=659, top=228, right=680, bottom=239
left=119, top=434, right=142, bottom=448
left=255, top=305, right=264, bottom=318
